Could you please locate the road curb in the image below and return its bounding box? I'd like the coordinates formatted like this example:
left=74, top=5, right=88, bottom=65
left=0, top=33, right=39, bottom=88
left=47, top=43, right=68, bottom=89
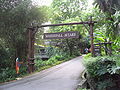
left=77, top=70, right=87, bottom=89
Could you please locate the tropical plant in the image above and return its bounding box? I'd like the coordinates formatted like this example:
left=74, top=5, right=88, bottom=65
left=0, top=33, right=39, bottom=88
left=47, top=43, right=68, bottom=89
left=94, top=0, right=120, bottom=14
left=84, top=55, right=120, bottom=89
left=49, top=0, right=90, bottom=55
left=0, top=0, right=48, bottom=68
left=94, top=0, right=120, bottom=49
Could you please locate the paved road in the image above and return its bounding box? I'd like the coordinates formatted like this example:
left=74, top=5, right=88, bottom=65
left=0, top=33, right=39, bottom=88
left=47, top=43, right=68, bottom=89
left=0, top=56, right=85, bottom=90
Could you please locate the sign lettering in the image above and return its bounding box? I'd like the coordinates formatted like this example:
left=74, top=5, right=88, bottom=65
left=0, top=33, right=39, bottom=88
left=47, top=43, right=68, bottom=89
left=44, top=31, right=79, bottom=39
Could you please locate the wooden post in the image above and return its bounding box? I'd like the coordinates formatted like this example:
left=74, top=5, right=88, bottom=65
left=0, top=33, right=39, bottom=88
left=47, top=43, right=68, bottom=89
left=99, top=43, right=102, bottom=56
left=27, top=28, right=32, bottom=73
left=104, top=43, right=108, bottom=55
left=89, top=16, right=95, bottom=57
left=27, top=28, right=31, bottom=73
left=109, top=43, right=112, bottom=56
left=27, top=27, right=36, bottom=73
left=31, top=28, right=36, bottom=72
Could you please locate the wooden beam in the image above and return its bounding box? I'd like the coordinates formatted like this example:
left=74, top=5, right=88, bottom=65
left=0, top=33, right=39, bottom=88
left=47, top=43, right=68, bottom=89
left=38, top=21, right=97, bottom=28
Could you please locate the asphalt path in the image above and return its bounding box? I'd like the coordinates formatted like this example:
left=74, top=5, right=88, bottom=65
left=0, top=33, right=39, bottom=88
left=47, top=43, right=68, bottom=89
left=0, top=56, right=85, bottom=90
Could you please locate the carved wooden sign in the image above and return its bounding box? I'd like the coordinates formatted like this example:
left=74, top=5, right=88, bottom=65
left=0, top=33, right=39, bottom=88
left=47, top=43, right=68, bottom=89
left=44, top=31, right=79, bottom=39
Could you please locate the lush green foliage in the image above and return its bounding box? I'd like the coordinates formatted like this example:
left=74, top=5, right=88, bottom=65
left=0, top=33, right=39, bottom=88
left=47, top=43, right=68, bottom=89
left=0, top=45, right=11, bottom=68
left=94, top=0, right=120, bottom=14
left=49, top=0, right=90, bottom=56
left=0, top=65, right=27, bottom=83
left=0, top=0, right=48, bottom=69
left=84, top=55, right=120, bottom=89
left=0, top=0, right=48, bottom=83
left=93, top=0, right=120, bottom=51
left=84, top=56, right=120, bottom=77
left=35, top=53, right=76, bottom=70
left=0, top=51, right=77, bottom=83
left=77, top=88, right=89, bottom=90
left=0, top=68, right=16, bottom=82
left=1, top=0, right=120, bottom=86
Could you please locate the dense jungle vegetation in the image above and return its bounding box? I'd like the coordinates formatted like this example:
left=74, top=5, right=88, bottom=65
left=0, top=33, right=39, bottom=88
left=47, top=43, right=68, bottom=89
left=0, top=0, right=120, bottom=85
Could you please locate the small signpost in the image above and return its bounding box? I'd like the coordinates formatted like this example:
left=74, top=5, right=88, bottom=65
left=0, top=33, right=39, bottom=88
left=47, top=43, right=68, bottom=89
left=94, top=44, right=101, bottom=56
left=44, top=31, right=79, bottom=39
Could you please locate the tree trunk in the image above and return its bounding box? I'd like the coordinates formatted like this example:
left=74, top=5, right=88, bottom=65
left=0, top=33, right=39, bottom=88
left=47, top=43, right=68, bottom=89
left=66, top=39, right=72, bottom=56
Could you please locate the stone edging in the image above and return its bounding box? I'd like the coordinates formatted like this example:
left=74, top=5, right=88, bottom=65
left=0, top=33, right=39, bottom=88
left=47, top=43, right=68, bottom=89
left=77, top=70, right=87, bottom=89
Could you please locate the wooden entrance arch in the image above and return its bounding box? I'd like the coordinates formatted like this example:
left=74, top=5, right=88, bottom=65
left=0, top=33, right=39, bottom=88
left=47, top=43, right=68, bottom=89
left=27, top=17, right=97, bottom=73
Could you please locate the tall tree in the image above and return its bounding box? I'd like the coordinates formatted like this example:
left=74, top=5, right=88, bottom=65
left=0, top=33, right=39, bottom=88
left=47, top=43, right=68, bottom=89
left=49, top=0, right=90, bottom=55
left=94, top=0, right=120, bottom=14
left=0, top=0, right=48, bottom=68
left=94, top=0, right=120, bottom=50
left=94, top=0, right=120, bottom=38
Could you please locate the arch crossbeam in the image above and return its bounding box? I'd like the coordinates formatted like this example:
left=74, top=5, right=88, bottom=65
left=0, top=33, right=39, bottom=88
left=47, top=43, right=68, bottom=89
left=38, top=21, right=97, bottom=28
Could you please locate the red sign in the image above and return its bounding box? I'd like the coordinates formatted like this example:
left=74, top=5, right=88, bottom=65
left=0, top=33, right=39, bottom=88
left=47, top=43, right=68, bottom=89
left=44, top=31, right=79, bottom=39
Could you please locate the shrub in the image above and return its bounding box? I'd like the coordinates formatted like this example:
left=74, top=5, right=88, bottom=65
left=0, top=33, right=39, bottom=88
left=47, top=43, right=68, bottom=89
left=46, top=57, right=57, bottom=65
left=84, top=53, right=91, bottom=59
left=84, top=56, right=119, bottom=77
left=84, top=55, right=120, bottom=89
left=19, top=65, right=27, bottom=76
left=97, top=79, right=115, bottom=90
left=34, top=53, right=77, bottom=70
left=0, top=65, right=27, bottom=83
left=0, top=46, right=11, bottom=69
left=35, top=60, right=47, bottom=70
left=0, top=68, right=16, bottom=82
left=54, top=54, right=62, bottom=61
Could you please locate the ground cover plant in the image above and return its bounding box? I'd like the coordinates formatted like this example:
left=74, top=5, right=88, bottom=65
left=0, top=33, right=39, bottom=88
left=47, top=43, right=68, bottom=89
left=0, top=52, right=78, bottom=83
left=84, top=55, right=120, bottom=90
